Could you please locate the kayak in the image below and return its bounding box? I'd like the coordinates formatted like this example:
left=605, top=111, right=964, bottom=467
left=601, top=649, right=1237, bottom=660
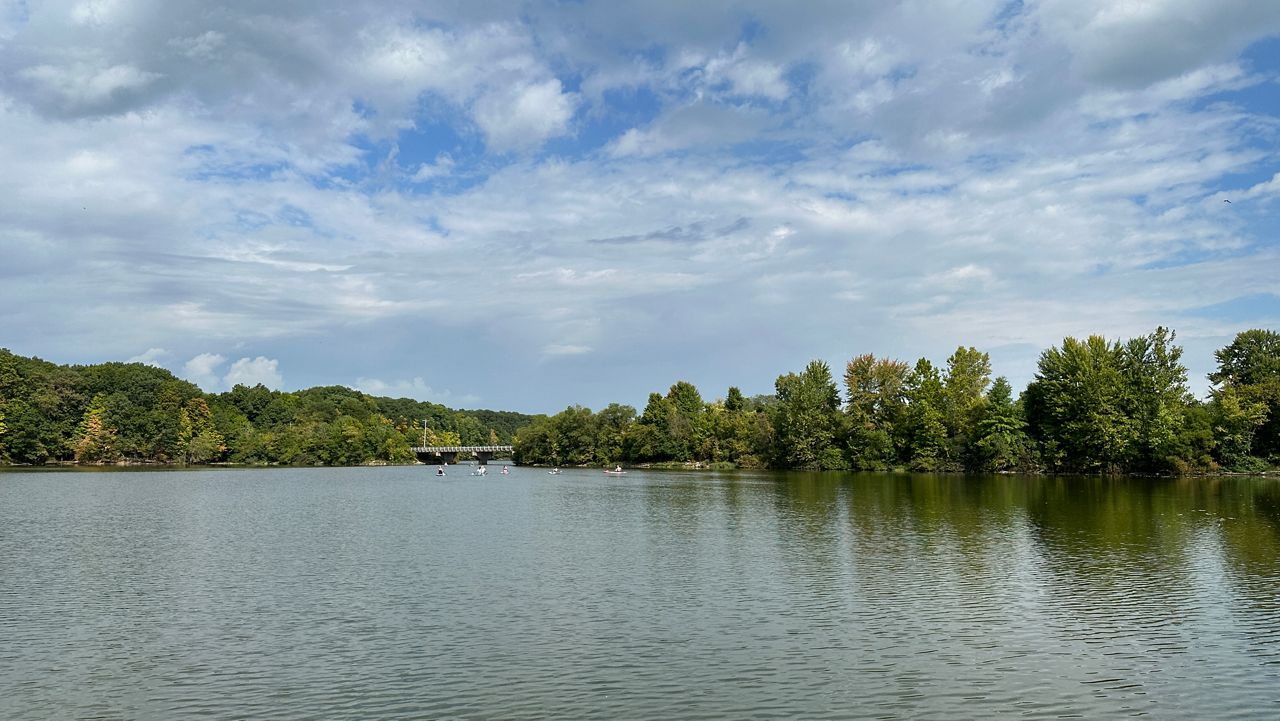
left=604, top=470, right=627, bottom=475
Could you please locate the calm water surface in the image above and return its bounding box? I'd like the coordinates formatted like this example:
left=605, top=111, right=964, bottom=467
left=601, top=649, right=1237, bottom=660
left=2, top=467, right=1278, bottom=719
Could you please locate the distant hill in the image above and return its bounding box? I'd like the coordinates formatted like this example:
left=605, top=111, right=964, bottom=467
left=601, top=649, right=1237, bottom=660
left=0, top=348, right=536, bottom=465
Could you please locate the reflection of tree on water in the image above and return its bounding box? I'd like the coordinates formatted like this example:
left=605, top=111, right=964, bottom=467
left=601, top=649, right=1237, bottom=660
left=759, top=471, right=1280, bottom=716
left=1202, top=478, right=1280, bottom=666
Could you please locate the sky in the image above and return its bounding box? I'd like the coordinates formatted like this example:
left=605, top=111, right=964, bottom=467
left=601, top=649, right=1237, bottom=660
left=1, top=0, right=1279, bottom=414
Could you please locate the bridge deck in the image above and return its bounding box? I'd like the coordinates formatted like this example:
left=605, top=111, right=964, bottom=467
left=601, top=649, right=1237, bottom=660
left=411, top=445, right=513, bottom=453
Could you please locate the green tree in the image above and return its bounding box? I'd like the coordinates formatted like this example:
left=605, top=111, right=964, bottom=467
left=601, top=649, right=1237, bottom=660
left=513, top=416, right=556, bottom=465
left=942, top=346, right=992, bottom=461
left=843, top=353, right=909, bottom=469
left=631, top=392, right=677, bottom=461
left=1209, top=329, right=1280, bottom=460
left=1024, top=335, right=1134, bottom=472
left=1120, top=327, right=1192, bottom=472
left=663, top=380, right=707, bottom=460
left=595, top=403, right=636, bottom=463
left=972, top=377, right=1030, bottom=471
left=552, top=405, right=598, bottom=465
left=774, top=360, right=845, bottom=469
left=1210, top=387, right=1269, bottom=471
left=725, top=386, right=745, bottom=412
left=902, top=358, right=949, bottom=470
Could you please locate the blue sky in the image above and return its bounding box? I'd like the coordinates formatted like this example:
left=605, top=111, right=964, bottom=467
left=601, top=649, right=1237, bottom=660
left=1, top=0, right=1279, bottom=413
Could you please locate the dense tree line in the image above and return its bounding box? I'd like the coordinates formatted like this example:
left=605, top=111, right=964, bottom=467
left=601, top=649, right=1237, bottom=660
left=513, top=328, right=1280, bottom=475
left=0, top=349, right=531, bottom=465
left=4, top=329, right=1278, bottom=473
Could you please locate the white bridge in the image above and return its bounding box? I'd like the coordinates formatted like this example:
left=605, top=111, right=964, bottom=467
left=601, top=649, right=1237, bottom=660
left=412, top=445, right=513, bottom=465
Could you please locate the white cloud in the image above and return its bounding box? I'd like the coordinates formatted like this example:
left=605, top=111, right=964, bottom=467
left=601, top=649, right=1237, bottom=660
left=355, top=22, right=577, bottom=147
left=183, top=353, right=226, bottom=392
left=1241, top=172, right=1280, bottom=201
left=70, top=0, right=127, bottom=27
left=167, top=31, right=226, bottom=61
left=543, top=344, right=592, bottom=356
left=126, top=347, right=169, bottom=367
left=608, top=102, right=773, bottom=157
left=0, top=1, right=1278, bottom=411
left=473, top=78, right=577, bottom=152
left=353, top=376, right=478, bottom=405
left=179, top=353, right=282, bottom=391
left=17, top=62, right=162, bottom=117
left=410, top=153, right=455, bottom=182
left=701, top=43, right=790, bottom=101
left=927, top=264, right=996, bottom=289
left=224, top=356, right=283, bottom=390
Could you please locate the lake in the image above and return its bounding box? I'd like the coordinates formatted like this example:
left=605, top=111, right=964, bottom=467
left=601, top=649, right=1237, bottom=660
left=2, top=467, right=1278, bottom=719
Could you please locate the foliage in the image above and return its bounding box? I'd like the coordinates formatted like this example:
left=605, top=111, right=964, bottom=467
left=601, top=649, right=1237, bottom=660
left=1024, top=328, right=1206, bottom=474
left=6, top=327, right=1280, bottom=475
left=1024, top=335, right=1135, bottom=473
left=73, top=394, right=121, bottom=463
left=843, top=353, right=908, bottom=469
left=0, top=348, right=531, bottom=466
left=901, top=358, right=949, bottom=470
left=1120, top=327, right=1192, bottom=472
left=773, top=360, right=846, bottom=470
left=970, top=377, right=1033, bottom=471
left=942, top=346, right=992, bottom=463
left=1209, top=329, right=1280, bottom=460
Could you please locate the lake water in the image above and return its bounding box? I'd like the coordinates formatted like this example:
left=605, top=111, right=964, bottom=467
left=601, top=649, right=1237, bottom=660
left=2, top=467, right=1278, bottom=719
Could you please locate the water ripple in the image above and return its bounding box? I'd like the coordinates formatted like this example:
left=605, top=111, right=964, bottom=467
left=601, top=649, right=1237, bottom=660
left=1, top=468, right=1278, bottom=719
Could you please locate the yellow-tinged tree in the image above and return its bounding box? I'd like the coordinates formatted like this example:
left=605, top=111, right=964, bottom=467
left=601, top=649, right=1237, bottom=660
left=74, top=394, right=121, bottom=463
left=844, top=353, right=909, bottom=469
left=179, top=397, right=226, bottom=464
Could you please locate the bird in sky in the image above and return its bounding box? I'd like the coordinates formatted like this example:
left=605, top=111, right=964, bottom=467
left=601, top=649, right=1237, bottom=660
left=1223, top=199, right=1232, bottom=203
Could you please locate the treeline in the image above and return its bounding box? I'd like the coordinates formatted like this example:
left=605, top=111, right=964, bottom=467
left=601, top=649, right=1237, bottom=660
left=513, top=328, right=1280, bottom=475
left=0, top=349, right=532, bottom=465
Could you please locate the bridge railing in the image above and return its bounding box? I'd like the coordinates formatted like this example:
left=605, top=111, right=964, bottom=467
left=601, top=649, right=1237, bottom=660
left=411, top=445, right=513, bottom=453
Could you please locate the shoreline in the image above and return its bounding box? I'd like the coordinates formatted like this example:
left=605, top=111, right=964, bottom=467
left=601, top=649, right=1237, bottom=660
left=2, top=459, right=1276, bottom=479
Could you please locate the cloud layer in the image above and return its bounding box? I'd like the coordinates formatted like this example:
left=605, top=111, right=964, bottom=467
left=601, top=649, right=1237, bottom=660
left=2, top=1, right=1279, bottom=411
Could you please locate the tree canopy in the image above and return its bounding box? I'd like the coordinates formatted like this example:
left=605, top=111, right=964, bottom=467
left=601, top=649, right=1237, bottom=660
left=0, top=349, right=531, bottom=466
left=5, top=328, right=1280, bottom=474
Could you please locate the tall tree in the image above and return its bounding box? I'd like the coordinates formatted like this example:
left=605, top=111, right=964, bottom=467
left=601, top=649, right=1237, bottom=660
left=664, top=380, right=707, bottom=460
left=972, top=377, right=1030, bottom=471
left=1210, top=387, right=1268, bottom=470
left=725, top=386, right=745, bottom=412
left=631, top=392, right=676, bottom=461
left=1120, top=327, right=1191, bottom=471
left=179, top=397, right=226, bottom=464
left=1209, top=329, right=1280, bottom=460
left=74, top=394, right=121, bottom=463
left=843, top=353, right=909, bottom=469
left=942, top=346, right=992, bottom=460
left=774, top=360, right=845, bottom=469
left=902, top=358, right=948, bottom=470
left=595, top=403, right=635, bottom=463
left=1024, top=335, right=1133, bottom=472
